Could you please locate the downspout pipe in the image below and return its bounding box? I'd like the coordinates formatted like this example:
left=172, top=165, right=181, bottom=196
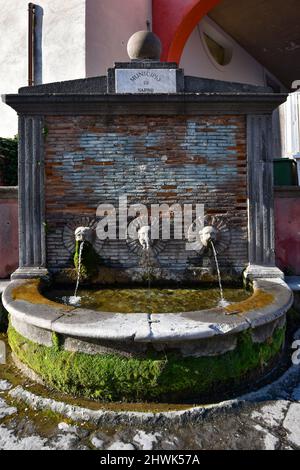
left=28, top=3, right=43, bottom=86
left=34, top=5, right=43, bottom=85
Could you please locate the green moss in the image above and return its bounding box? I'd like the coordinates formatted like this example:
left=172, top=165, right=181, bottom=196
left=0, top=294, right=8, bottom=333
left=51, top=332, right=61, bottom=352
left=42, top=126, right=49, bottom=138
left=73, top=241, right=101, bottom=280
left=8, top=324, right=285, bottom=402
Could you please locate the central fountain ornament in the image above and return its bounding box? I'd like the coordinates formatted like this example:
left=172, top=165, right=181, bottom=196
left=137, top=225, right=151, bottom=251
left=126, top=216, right=166, bottom=257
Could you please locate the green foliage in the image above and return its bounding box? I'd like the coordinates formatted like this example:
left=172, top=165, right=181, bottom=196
left=0, top=136, right=18, bottom=186
left=51, top=332, right=61, bottom=352
left=0, top=295, right=8, bottom=333
left=42, top=126, right=49, bottom=138
left=8, top=324, right=285, bottom=402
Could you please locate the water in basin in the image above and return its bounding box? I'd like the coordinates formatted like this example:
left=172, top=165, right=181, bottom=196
left=46, top=286, right=250, bottom=313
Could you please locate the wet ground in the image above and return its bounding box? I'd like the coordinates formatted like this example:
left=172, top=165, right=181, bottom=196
left=0, top=329, right=300, bottom=450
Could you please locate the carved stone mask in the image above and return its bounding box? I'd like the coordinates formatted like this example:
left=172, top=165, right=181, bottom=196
left=199, top=226, right=217, bottom=247
left=137, top=225, right=151, bottom=251
left=74, top=226, right=94, bottom=244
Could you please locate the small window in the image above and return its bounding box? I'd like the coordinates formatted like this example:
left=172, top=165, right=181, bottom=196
left=203, top=32, right=232, bottom=66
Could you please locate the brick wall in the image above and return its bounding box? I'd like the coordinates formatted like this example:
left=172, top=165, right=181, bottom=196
left=44, top=114, right=248, bottom=277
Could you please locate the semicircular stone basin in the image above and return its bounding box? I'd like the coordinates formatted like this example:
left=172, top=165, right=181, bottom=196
left=3, top=278, right=293, bottom=402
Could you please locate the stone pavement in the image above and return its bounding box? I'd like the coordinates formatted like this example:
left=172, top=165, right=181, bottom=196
left=0, top=359, right=300, bottom=450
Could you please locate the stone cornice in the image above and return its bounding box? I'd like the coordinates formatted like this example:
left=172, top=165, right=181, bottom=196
left=3, top=93, right=287, bottom=116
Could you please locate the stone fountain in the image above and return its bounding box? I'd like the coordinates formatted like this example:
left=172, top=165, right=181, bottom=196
left=2, top=31, right=293, bottom=402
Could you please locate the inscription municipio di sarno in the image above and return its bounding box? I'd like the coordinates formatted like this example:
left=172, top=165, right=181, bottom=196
left=115, top=69, right=177, bottom=94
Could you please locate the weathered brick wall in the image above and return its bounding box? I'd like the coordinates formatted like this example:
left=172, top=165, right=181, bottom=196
left=44, top=114, right=248, bottom=276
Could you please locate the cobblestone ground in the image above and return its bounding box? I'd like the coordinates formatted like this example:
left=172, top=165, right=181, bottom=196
left=0, top=335, right=299, bottom=450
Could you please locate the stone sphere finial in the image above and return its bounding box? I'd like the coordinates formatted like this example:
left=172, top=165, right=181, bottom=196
left=127, top=31, right=162, bottom=60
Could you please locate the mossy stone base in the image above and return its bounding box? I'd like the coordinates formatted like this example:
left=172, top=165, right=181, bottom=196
left=8, top=324, right=286, bottom=402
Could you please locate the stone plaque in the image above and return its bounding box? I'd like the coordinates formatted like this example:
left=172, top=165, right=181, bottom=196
left=115, top=68, right=177, bottom=94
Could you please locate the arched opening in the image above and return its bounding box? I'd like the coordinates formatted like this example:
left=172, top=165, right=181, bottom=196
left=152, top=0, right=223, bottom=63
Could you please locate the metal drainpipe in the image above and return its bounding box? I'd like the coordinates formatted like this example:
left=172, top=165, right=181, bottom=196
left=28, top=3, right=34, bottom=86
left=28, top=3, right=43, bottom=86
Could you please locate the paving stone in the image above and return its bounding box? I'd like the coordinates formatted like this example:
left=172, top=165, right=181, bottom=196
left=283, top=403, right=300, bottom=447
left=251, top=401, right=289, bottom=428
left=52, top=433, right=80, bottom=450
left=132, top=430, right=160, bottom=450
left=107, top=441, right=136, bottom=450
left=0, top=380, right=12, bottom=391
left=254, top=424, right=279, bottom=450
left=0, top=425, right=51, bottom=450
left=90, top=435, right=104, bottom=449
left=0, top=398, right=17, bottom=420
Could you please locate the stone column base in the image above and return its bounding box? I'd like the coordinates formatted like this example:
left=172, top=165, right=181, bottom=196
left=11, top=267, right=49, bottom=280
left=244, top=264, right=284, bottom=281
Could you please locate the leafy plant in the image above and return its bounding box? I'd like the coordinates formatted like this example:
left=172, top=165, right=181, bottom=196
left=0, top=136, right=18, bottom=186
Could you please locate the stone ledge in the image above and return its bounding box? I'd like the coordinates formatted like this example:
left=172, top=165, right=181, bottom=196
left=2, top=277, right=293, bottom=345
left=11, top=267, right=49, bottom=280
left=244, top=265, right=284, bottom=281
left=274, top=186, right=300, bottom=198
left=0, top=186, right=18, bottom=199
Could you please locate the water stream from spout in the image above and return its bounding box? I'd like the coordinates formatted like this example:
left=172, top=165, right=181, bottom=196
left=146, top=248, right=152, bottom=322
left=68, top=240, right=84, bottom=306
left=210, top=240, right=229, bottom=307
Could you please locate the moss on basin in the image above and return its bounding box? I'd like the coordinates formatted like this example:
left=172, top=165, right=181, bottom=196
left=8, top=323, right=285, bottom=402
left=11, top=280, right=72, bottom=311
left=225, top=289, right=274, bottom=314
left=0, top=294, right=8, bottom=332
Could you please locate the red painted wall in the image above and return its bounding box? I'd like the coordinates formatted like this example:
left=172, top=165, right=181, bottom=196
left=275, top=191, right=300, bottom=275
left=152, top=0, right=222, bottom=62
left=0, top=191, right=18, bottom=278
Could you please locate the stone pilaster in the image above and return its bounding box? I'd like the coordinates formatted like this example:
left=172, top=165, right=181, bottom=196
left=11, top=116, right=47, bottom=279
left=245, top=114, right=283, bottom=280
